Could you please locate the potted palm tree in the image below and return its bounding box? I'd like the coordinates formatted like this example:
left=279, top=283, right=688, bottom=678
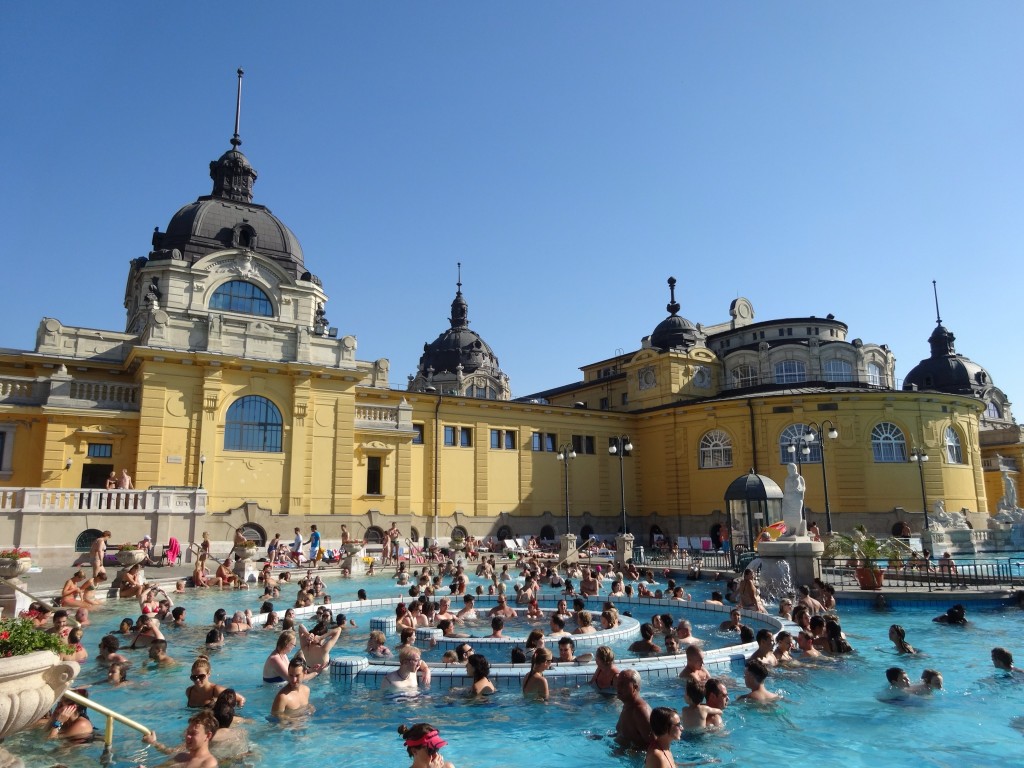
left=824, top=525, right=902, bottom=590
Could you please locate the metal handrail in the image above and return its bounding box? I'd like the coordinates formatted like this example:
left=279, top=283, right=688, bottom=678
left=821, top=556, right=1022, bottom=592
left=61, top=688, right=150, bottom=763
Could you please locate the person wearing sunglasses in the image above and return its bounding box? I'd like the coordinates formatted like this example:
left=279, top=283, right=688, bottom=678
left=645, top=706, right=683, bottom=768
left=186, top=657, right=246, bottom=709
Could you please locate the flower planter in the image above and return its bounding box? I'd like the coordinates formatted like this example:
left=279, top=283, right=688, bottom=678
left=115, top=549, right=146, bottom=567
left=0, top=559, right=31, bottom=580
left=855, top=567, right=884, bottom=590
left=233, top=546, right=256, bottom=562
left=0, top=651, right=79, bottom=739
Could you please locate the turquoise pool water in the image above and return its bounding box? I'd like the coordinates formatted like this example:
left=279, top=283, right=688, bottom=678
left=8, top=571, right=1024, bottom=767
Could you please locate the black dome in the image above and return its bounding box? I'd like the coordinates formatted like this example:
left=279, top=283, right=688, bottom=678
left=902, top=323, right=992, bottom=396
left=418, top=284, right=499, bottom=376
left=150, top=146, right=305, bottom=278
left=724, top=470, right=783, bottom=502
left=650, top=276, right=703, bottom=351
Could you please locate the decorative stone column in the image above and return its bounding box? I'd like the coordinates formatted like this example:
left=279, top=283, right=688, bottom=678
left=616, top=533, right=635, bottom=565
left=559, top=533, right=578, bottom=565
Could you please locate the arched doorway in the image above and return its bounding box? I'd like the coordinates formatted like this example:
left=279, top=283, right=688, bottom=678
left=539, top=524, right=556, bottom=542
left=649, top=524, right=663, bottom=547
left=580, top=525, right=594, bottom=542
left=237, top=523, right=266, bottom=546
left=365, top=526, right=385, bottom=544
left=409, top=526, right=420, bottom=543
left=496, top=525, right=514, bottom=541
left=451, top=525, right=469, bottom=540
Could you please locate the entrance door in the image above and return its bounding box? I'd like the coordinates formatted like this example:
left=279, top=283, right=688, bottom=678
left=81, top=463, right=113, bottom=489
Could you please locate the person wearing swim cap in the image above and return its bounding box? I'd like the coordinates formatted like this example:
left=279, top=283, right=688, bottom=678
left=398, top=722, right=455, bottom=768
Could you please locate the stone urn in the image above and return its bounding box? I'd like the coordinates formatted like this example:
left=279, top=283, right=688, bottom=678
left=233, top=545, right=257, bottom=562
left=115, top=549, right=146, bottom=567
left=0, top=559, right=31, bottom=580
left=0, top=651, right=79, bottom=740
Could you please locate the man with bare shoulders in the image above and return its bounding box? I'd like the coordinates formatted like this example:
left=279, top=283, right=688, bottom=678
left=749, top=629, right=778, bottom=668
left=271, top=657, right=314, bottom=716
left=488, top=594, right=518, bottom=619
left=382, top=647, right=431, bottom=691
left=615, top=669, right=653, bottom=749
left=580, top=568, right=600, bottom=597
left=142, top=710, right=219, bottom=768
left=704, top=678, right=729, bottom=727
left=302, top=625, right=341, bottom=669
left=678, top=645, right=710, bottom=685
left=434, top=597, right=457, bottom=624
left=736, top=659, right=780, bottom=703
left=797, top=584, right=825, bottom=614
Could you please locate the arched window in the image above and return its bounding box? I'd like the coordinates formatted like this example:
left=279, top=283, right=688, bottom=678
left=731, top=365, right=758, bottom=388
left=774, top=360, right=806, bottom=385
left=778, top=424, right=821, bottom=464
left=699, top=429, right=734, bottom=469
left=985, top=401, right=1001, bottom=420
left=539, top=524, right=556, bottom=541
left=365, top=526, right=385, bottom=544
left=75, top=529, right=103, bottom=553
left=871, top=422, right=907, bottom=463
left=210, top=280, right=273, bottom=317
left=496, top=525, right=514, bottom=541
left=451, top=526, right=469, bottom=540
left=945, top=427, right=964, bottom=464
left=823, top=359, right=854, bottom=382
left=579, top=525, right=594, bottom=541
left=866, top=362, right=884, bottom=387
left=225, top=396, right=283, bottom=452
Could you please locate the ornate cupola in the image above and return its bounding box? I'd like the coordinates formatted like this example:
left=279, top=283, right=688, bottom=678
left=903, top=281, right=995, bottom=398
left=650, top=277, right=705, bottom=352
left=408, top=265, right=511, bottom=400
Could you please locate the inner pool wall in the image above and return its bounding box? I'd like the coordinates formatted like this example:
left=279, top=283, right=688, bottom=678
left=321, top=593, right=783, bottom=689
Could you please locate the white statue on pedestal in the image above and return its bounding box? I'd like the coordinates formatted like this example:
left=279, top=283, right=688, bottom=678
left=781, top=463, right=806, bottom=538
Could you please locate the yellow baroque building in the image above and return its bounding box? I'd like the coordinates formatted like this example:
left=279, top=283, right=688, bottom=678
left=1, top=123, right=1021, bottom=565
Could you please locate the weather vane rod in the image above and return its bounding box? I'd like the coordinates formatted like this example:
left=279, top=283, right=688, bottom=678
left=231, top=68, right=244, bottom=148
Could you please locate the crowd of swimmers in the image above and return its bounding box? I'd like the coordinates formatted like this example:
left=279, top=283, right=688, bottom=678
left=24, top=543, right=1024, bottom=767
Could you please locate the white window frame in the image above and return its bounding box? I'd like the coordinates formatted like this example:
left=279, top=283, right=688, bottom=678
left=871, top=422, right=907, bottom=463
left=699, top=429, right=733, bottom=469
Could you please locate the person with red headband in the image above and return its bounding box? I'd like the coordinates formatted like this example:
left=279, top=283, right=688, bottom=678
left=398, top=723, right=455, bottom=768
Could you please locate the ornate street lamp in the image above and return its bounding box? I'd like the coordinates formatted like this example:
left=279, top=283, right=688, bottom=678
left=910, top=447, right=930, bottom=529
left=556, top=442, right=576, bottom=535
left=199, top=454, right=206, bottom=489
left=609, top=435, right=633, bottom=534
left=806, top=420, right=839, bottom=533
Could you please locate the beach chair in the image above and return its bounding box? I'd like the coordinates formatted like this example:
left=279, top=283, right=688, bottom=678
left=160, top=537, right=182, bottom=566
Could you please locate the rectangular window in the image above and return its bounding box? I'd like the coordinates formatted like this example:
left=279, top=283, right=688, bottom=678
left=412, top=424, right=424, bottom=445
left=585, top=435, right=595, bottom=454
left=532, top=432, right=542, bottom=451
left=504, top=431, right=516, bottom=450
left=572, top=434, right=583, bottom=454
left=491, top=429, right=501, bottom=449
left=460, top=428, right=473, bottom=448
left=444, top=426, right=456, bottom=447
left=87, top=443, right=113, bottom=458
left=571, top=435, right=596, bottom=455
left=599, top=397, right=610, bottom=410
left=366, top=456, right=382, bottom=495
left=621, top=393, right=628, bottom=406
left=544, top=433, right=556, bottom=452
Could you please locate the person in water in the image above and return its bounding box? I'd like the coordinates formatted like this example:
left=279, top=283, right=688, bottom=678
left=271, top=657, right=315, bottom=717
left=398, top=722, right=456, bottom=768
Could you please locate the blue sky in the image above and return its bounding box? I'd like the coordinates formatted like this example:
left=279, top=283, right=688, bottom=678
left=2, top=3, right=1022, bottom=400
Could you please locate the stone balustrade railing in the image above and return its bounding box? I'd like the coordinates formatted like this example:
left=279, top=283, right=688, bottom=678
left=354, top=399, right=414, bottom=432
left=0, top=487, right=206, bottom=516
left=0, top=374, right=140, bottom=411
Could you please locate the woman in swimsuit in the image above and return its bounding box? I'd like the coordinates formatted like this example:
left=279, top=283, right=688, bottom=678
left=186, top=657, right=246, bottom=708
left=522, top=648, right=552, bottom=701
left=118, top=565, right=143, bottom=599
left=466, top=654, right=495, bottom=696
left=591, top=645, right=619, bottom=690
left=262, top=630, right=297, bottom=683
left=644, top=706, right=682, bottom=768
left=60, top=571, right=97, bottom=608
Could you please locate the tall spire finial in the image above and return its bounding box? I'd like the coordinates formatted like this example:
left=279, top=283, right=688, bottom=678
left=932, top=279, right=941, bottom=325
left=666, top=276, right=680, bottom=316
left=456, top=262, right=462, bottom=294
left=231, top=68, right=244, bottom=148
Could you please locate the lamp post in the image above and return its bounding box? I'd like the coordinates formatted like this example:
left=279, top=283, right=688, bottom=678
left=609, top=435, right=633, bottom=534
left=199, top=454, right=206, bottom=489
left=424, top=386, right=441, bottom=541
left=557, top=442, right=577, bottom=535
left=910, top=447, right=929, bottom=529
left=806, top=420, right=839, bottom=534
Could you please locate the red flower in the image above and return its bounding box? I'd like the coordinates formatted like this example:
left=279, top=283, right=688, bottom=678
left=0, top=632, right=9, bottom=640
